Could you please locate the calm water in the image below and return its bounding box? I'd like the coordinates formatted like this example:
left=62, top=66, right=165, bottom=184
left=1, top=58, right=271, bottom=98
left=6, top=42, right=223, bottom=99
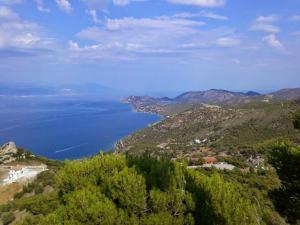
left=0, top=96, right=161, bottom=160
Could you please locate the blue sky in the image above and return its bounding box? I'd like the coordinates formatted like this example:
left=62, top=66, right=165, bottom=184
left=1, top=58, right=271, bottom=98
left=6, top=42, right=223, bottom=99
left=0, top=0, right=300, bottom=94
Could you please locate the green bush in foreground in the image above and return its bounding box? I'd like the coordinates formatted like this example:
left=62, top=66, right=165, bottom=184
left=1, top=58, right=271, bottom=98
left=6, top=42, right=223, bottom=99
left=293, top=112, right=300, bottom=130
left=12, top=153, right=264, bottom=225
left=1, top=212, right=15, bottom=225
left=268, top=141, right=300, bottom=224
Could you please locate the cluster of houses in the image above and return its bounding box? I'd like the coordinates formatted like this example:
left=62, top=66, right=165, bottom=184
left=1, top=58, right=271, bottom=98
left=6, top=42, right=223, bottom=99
left=155, top=139, right=266, bottom=172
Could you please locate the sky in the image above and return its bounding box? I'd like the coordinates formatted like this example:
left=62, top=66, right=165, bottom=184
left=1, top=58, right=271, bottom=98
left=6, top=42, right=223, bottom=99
left=0, top=0, right=300, bottom=94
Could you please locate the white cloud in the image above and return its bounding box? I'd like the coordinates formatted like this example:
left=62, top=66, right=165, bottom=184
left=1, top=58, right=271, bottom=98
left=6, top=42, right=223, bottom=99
left=113, top=0, right=147, bottom=7
left=256, top=15, right=279, bottom=23
left=250, top=15, right=280, bottom=33
left=196, top=11, right=227, bottom=20
left=76, top=17, right=205, bottom=48
left=0, top=6, right=19, bottom=20
left=103, top=17, right=205, bottom=30
left=0, top=6, right=54, bottom=50
left=35, top=0, right=50, bottom=12
left=290, top=14, right=300, bottom=21
left=250, top=23, right=280, bottom=33
left=68, top=40, right=137, bottom=61
left=70, top=15, right=237, bottom=60
left=113, top=0, right=130, bottom=6
left=68, top=40, right=80, bottom=50
left=173, top=11, right=227, bottom=20
left=56, top=0, right=72, bottom=14
left=262, top=34, right=284, bottom=51
left=86, top=9, right=101, bottom=24
left=14, top=33, right=41, bottom=46
left=216, top=37, right=240, bottom=47
left=81, top=0, right=145, bottom=9
left=167, top=0, right=225, bottom=7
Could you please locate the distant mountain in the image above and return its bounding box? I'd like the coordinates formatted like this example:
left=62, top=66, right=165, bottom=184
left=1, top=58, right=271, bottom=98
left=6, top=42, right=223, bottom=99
left=174, top=89, right=260, bottom=104
left=243, top=91, right=261, bottom=96
left=270, top=88, right=300, bottom=100
left=123, top=88, right=300, bottom=115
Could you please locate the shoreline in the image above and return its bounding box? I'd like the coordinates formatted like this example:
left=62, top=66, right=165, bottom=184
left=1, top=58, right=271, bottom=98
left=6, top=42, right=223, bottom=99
left=123, top=101, right=166, bottom=118
left=113, top=102, right=164, bottom=152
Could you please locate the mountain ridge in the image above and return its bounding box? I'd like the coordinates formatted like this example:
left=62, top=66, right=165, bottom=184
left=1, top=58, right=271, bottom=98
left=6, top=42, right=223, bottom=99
left=123, top=88, right=300, bottom=115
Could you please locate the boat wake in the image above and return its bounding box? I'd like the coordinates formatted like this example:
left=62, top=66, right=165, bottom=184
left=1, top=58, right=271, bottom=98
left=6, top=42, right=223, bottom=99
left=55, top=143, right=88, bottom=153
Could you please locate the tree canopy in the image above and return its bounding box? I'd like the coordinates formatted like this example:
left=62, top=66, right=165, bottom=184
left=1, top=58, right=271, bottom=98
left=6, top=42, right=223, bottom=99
left=293, top=112, right=300, bottom=130
left=268, top=141, right=300, bottom=224
left=12, top=154, right=263, bottom=225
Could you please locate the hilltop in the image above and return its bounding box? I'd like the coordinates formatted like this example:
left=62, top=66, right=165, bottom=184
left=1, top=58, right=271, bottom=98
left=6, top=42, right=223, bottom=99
left=173, top=89, right=260, bottom=104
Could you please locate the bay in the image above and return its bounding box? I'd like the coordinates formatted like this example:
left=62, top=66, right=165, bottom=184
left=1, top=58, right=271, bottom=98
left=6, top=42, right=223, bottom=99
left=0, top=96, right=161, bottom=160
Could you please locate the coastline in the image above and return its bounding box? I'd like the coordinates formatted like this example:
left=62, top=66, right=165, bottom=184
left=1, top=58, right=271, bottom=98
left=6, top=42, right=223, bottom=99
left=113, top=101, right=164, bottom=152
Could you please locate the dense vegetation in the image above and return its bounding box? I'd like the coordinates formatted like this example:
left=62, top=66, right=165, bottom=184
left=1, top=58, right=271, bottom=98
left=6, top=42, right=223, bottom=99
left=293, top=112, right=300, bottom=130
left=0, top=153, right=285, bottom=225
left=267, top=118, right=300, bottom=224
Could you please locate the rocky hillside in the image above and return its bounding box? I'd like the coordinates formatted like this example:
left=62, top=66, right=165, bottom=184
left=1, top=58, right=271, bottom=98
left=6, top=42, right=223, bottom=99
left=0, top=142, right=33, bottom=164
left=116, top=101, right=300, bottom=159
left=270, top=88, right=300, bottom=100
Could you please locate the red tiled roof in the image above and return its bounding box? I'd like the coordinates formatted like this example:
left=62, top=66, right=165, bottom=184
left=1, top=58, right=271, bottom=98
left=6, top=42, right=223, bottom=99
left=203, top=157, right=217, bottom=164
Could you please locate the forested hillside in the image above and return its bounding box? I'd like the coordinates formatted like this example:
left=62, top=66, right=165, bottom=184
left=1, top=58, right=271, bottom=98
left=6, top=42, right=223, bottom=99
left=0, top=152, right=292, bottom=225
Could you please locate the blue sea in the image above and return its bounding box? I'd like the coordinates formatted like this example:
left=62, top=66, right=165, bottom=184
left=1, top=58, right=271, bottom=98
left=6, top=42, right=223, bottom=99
left=0, top=96, right=161, bottom=160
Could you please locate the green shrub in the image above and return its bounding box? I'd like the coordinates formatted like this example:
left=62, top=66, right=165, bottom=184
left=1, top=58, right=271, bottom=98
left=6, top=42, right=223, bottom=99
left=1, top=212, right=15, bottom=225
left=293, top=112, right=300, bottom=130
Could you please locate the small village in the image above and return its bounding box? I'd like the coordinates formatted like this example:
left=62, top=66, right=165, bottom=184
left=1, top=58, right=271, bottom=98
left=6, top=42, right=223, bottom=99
left=156, top=136, right=266, bottom=172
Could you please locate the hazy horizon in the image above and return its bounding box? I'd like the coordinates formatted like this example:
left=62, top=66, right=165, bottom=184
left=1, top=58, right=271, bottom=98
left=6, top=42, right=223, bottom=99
left=0, top=81, right=297, bottom=99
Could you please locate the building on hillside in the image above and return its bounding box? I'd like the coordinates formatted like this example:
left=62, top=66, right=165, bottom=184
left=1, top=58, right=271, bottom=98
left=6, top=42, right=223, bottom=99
left=201, top=162, right=235, bottom=170
left=203, top=156, right=217, bottom=164
left=2, top=165, right=47, bottom=185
